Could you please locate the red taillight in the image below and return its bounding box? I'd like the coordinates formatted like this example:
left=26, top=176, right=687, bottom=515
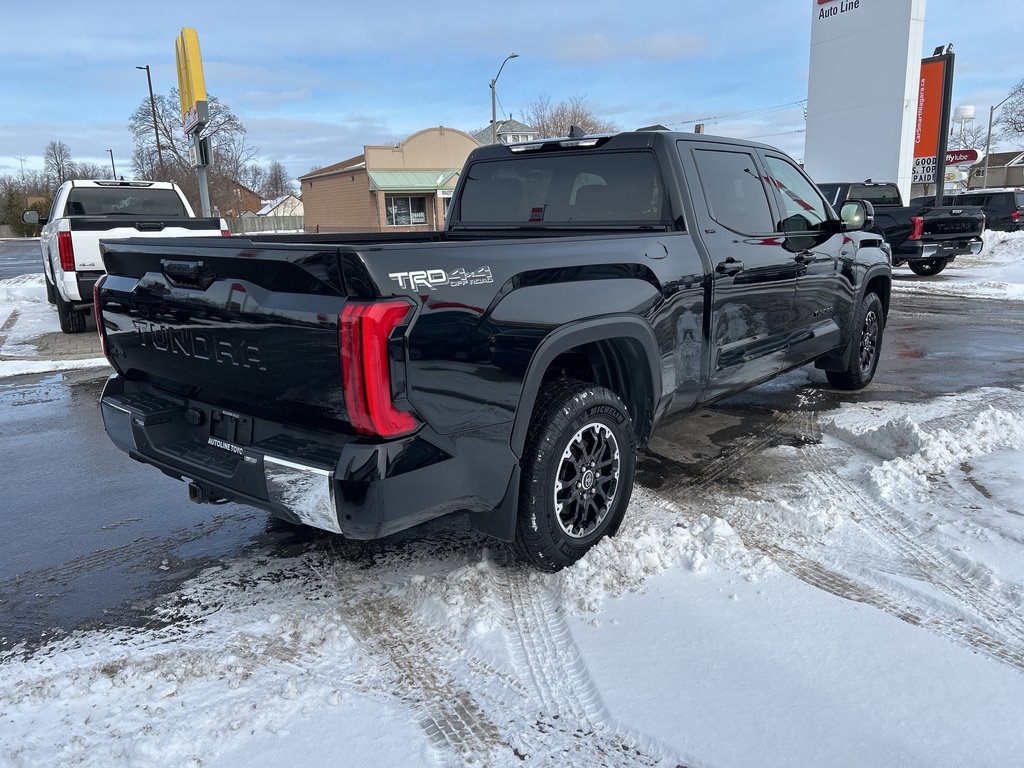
left=1013, top=210, right=1020, bottom=221
left=909, top=216, right=924, bottom=241
left=221, top=229, right=231, bottom=236
left=57, top=230, right=75, bottom=272
left=93, top=277, right=111, bottom=364
left=339, top=300, right=419, bottom=438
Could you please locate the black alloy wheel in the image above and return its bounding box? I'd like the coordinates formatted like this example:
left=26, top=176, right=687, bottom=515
left=515, top=379, right=636, bottom=571
left=826, top=292, right=884, bottom=390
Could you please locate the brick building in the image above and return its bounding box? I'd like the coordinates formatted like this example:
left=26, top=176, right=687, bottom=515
left=299, top=126, right=479, bottom=233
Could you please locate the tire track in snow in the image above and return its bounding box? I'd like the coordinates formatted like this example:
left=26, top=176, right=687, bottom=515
left=800, top=440, right=1024, bottom=660
left=494, top=566, right=687, bottom=767
left=645, top=388, right=1024, bottom=672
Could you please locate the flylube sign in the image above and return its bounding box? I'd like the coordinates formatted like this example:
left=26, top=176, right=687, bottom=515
left=804, top=0, right=926, bottom=203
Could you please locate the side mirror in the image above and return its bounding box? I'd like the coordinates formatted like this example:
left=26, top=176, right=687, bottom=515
left=22, top=210, right=42, bottom=226
left=840, top=199, right=874, bottom=231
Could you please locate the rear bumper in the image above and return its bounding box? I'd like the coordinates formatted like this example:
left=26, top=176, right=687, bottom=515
left=99, top=375, right=516, bottom=539
left=900, top=238, right=983, bottom=261
left=58, top=269, right=103, bottom=305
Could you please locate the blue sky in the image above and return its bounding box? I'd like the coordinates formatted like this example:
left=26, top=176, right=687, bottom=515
left=1, top=0, right=1020, bottom=183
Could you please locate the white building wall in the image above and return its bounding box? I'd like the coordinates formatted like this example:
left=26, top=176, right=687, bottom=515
left=804, top=0, right=926, bottom=202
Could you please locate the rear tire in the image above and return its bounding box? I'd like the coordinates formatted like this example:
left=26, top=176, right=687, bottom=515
left=514, top=379, right=636, bottom=571
left=908, top=258, right=949, bottom=276
left=826, top=292, right=884, bottom=390
left=56, top=291, right=85, bottom=334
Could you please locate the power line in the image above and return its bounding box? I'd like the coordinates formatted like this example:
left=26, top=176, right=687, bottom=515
left=669, top=99, right=807, bottom=128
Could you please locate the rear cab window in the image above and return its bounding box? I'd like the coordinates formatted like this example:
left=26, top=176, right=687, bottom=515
left=453, top=151, right=670, bottom=228
left=64, top=187, right=188, bottom=217
left=847, top=184, right=902, bottom=205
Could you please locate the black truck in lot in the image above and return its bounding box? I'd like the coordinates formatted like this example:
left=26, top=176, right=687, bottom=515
left=818, top=180, right=985, bottom=276
left=96, top=130, right=891, bottom=570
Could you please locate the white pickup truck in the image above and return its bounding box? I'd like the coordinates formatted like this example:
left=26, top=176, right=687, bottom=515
left=22, top=179, right=228, bottom=333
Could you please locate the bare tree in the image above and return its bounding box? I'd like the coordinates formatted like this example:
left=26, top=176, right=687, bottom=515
left=526, top=95, right=618, bottom=138
left=949, top=120, right=988, bottom=151
left=70, top=161, right=110, bottom=180
left=238, top=164, right=268, bottom=197
left=263, top=161, right=293, bottom=199
left=128, top=88, right=262, bottom=214
left=1000, top=78, right=1024, bottom=145
left=43, top=141, right=74, bottom=186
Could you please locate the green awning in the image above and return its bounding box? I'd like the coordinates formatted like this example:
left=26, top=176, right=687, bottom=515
left=367, top=169, right=459, bottom=192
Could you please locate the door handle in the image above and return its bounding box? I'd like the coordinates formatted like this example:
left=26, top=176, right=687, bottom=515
left=715, top=258, right=744, bottom=276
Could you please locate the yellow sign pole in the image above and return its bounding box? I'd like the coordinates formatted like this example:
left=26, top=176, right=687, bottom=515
left=174, top=27, right=212, bottom=216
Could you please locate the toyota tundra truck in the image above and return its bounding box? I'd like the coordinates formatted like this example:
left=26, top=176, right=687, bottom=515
left=95, top=130, right=891, bottom=570
left=817, top=180, right=985, bottom=276
left=23, top=179, right=227, bottom=333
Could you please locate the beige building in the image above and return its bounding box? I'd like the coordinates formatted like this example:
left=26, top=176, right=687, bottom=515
left=968, top=151, right=1024, bottom=189
left=299, top=126, right=479, bottom=233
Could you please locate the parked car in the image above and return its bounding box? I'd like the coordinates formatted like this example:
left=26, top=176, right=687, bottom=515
left=912, top=188, right=1023, bottom=232
left=96, top=130, right=891, bottom=570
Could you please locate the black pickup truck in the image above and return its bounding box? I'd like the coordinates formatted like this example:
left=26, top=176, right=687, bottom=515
left=96, top=131, right=891, bottom=570
left=817, top=181, right=984, bottom=276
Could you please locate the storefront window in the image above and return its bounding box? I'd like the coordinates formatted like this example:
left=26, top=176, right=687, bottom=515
left=386, top=195, right=427, bottom=226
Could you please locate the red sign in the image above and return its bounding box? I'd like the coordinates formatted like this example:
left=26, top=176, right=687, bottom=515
left=946, top=149, right=979, bottom=165
left=914, top=59, right=947, bottom=159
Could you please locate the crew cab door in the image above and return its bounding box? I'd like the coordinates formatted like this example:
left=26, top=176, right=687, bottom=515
left=760, top=153, right=849, bottom=367
left=683, top=143, right=798, bottom=400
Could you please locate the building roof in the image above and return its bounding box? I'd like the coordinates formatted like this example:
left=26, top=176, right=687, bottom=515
left=367, top=170, right=460, bottom=192
left=971, top=151, right=1024, bottom=169
left=256, top=194, right=299, bottom=216
left=299, top=155, right=366, bottom=181
left=472, top=118, right=539, bottom=145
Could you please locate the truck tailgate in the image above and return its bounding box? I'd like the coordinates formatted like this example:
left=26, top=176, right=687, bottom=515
left=98, top=238, right=353, bottom=429
left=921, top=207, right=985, bottom=239
left=69, top=217, right=224, bottom=270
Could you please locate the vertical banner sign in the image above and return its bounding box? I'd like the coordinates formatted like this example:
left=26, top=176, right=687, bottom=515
left=175, top=28, right=208, bottom=136
left=912, top=56, right=948, bottom=184
left=175, top=27, right=212, bottom=216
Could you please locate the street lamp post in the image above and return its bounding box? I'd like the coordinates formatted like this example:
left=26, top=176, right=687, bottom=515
left=106, top=149, right=116, bottom=179
left=490, top=53, right=519, bottom=145
left=136, top=64, right=167, bottom=179
left=982, top=92, right=1013, bottom=187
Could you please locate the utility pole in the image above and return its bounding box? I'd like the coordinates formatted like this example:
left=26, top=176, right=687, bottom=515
left=106, top=149, right=116, bottom=179
left=983, top=92, right=1013, bottom=187
left=136, top=65, right=167, bottom=179
left=490, top=53, right=518, bottom=145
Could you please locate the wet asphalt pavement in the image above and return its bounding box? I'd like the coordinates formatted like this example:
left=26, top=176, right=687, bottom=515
left=0, top=284, right=1022, bottom=651
left=0, top=239, right=41, bottom=280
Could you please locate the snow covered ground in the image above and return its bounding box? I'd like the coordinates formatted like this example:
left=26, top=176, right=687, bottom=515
left=1, top=232, right=1023, bottom=767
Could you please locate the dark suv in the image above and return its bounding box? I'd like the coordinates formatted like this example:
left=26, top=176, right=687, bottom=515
left=913, top=189, right=1023, bottom=231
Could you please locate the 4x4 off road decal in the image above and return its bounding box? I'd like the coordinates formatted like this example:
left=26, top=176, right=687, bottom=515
left=388, top=266, right=494, bottom=290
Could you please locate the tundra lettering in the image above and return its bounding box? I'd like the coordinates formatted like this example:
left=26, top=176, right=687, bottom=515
left=132, top=320, right=267, bottom=371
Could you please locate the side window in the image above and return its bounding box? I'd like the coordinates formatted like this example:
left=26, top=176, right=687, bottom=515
left=692, top=149, right=774, bottom=233
left=763, top=156, right=830, bottom=234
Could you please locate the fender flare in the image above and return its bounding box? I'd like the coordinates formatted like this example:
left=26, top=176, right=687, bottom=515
left=508, top=314, right=663, bottom=459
